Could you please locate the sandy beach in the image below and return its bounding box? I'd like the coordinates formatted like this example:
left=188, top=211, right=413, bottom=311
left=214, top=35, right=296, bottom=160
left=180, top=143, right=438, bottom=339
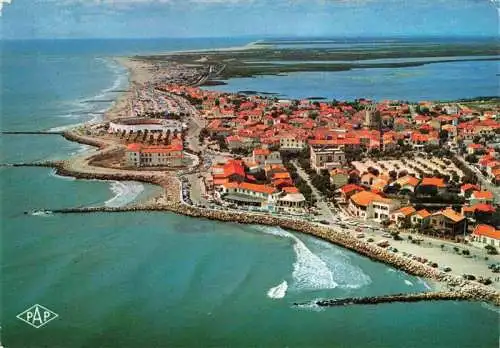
left=103, top=57, right=153, bottom=121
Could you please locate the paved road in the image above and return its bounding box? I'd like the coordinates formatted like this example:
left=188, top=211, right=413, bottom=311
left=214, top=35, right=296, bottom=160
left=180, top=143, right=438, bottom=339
left=456, top=155, right=499, bottom=203
left=292, top=161, right=337, bottom=222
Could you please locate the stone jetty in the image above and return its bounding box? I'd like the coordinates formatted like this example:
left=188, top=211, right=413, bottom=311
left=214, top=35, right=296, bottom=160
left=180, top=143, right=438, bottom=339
left=1, top=161, right=63, bottom=168
left=1, top=131, right=63, bottom=135
left=302, top=291, right=478, bottom=308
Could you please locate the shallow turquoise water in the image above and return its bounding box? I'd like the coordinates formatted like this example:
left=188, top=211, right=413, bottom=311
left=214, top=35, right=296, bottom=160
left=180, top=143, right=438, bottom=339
left=1, top=38, right=499, bottom=348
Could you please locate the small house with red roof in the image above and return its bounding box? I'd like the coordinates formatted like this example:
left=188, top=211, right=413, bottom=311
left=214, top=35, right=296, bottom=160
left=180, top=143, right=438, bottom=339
left=460, top=183, right=480, bottom=197
left=461, top=203, right=496, bottom=217
left=429, top=208, right=466, bottom=236
left=349, top=190, right=399, bottom=222
left=276, top=186, right=306, bottom=211
left=340, top=184, right=364, bottom=203
left=418, top=177, right=447, bottom=194
left=391, top=206, right=416, bottom=227
left=470, top=190, right=494, bottom=205
left=470, top=224, right=500, bottom=248
left=411, top=209, right=431, bottom=227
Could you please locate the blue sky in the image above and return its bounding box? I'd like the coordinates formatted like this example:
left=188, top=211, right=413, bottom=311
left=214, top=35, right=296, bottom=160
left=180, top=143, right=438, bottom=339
left=0, top=0, right=499, bottom=39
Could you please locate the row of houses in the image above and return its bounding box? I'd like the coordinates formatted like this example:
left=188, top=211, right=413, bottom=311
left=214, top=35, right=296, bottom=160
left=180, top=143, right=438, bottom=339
left=208, top=151, right=307, bottom=212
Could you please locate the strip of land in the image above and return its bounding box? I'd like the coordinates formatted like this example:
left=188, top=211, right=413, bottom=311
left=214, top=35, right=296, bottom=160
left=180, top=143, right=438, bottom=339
left=3, top=40, right=500, bottom=306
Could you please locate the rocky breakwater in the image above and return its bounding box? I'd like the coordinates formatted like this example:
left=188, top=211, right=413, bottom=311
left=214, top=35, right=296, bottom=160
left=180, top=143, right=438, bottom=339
left=1, top=161, right=64, bottom=168
left=62, top=130, right=107, bottom=149
left=311, top=291, right=477, bottom=307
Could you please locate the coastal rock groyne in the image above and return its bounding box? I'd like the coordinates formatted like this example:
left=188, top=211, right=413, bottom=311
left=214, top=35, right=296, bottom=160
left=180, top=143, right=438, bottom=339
left=54, top=165, right=169, bottom=187
left=34, top=202, right=500, bottom=306
left=1, top=161, right=63, bottom=168
left=62, top=131, right=107, bottom=149
left=305, top=291, right=478, bottom=307
left=1, top=131, right=63, bottom=135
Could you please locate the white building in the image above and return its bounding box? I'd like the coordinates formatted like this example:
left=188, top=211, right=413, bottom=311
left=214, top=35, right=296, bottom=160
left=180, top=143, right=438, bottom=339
left=280, top=136, right=307, bottom=151
left=470, top=224, right=500, bottom=248
left=109, top=118, right=185, bottom=135
left=349, top=190, right=399, bottom=222
left=309, top=145, right=345, bottom=173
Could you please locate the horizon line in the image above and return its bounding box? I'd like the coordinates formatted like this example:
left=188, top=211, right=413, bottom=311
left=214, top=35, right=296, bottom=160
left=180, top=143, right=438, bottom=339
left=2, top=34, right=499, bottom=41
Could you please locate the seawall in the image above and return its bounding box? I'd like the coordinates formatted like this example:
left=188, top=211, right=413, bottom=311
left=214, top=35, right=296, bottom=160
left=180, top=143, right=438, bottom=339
left=310, top=291, right=479, bottom=307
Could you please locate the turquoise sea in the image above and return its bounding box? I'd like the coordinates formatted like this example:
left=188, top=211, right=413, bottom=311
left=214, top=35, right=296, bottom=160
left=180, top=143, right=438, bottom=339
left=1, top=38, right=499, bottom=348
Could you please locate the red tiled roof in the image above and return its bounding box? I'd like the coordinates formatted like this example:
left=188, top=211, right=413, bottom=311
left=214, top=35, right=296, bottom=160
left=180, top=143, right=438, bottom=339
left=283, top=186, right=299, bottom=193
left=253, top=148, right=271, bottom=156
left=350, top=191, right=390, bottom=207
left=420, top=177, right=446, bottom=188
left=127, top=143, right=183, bottom=154
left=396, top=206, right=417, bottom=217
left=127, top=143, right=142, bottom=151
left=471, top=190, right=494, bottom=200
left=471, top=203, right=496, bottom=213
left=461, top=183, right=480, bottom=192
left=341, top=184, right=364, bottom=194
left=439, top=208, right=465, bottom=223
left=473, top=224, right=500, bottom=240
left=238, top=182, right=277, bottom=195
left=415, top=209, right=431, bottom=218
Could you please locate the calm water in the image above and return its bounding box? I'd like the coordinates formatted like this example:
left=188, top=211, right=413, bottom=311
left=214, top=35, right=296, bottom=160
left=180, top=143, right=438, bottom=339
left=203, top=60, right=500, bottom=101
left=1, top=38, right=499, bottom=348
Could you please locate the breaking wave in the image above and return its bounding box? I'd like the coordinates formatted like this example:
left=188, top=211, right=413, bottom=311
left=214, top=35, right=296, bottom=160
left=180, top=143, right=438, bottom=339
left=258, top=226, right=371, bottom=292
left=267, top=281, right=288, bottom=299
left=104, top=181, right=144, bottom=208
left=295, top=299, right=325, bottom=312
left=48, top=57, right=128, bottom=132
left=31, top=210, right=53, bottom=217
left=307, top=237, right=372, bottom=289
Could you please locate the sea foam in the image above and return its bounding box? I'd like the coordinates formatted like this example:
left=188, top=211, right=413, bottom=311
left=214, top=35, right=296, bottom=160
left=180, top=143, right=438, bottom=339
left=267, top=281, right=288, bottom=299
left=105, top=181, right=144, bottom=208
left=49, top=57, right=128, bottom=132
left=257, top=226, right=372, bottom=291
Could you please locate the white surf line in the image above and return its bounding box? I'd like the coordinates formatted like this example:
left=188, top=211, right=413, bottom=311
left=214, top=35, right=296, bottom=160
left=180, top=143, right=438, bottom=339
left=257, top=226, right=338, bottom=295
left=104, top=181, right=145, bottom=208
